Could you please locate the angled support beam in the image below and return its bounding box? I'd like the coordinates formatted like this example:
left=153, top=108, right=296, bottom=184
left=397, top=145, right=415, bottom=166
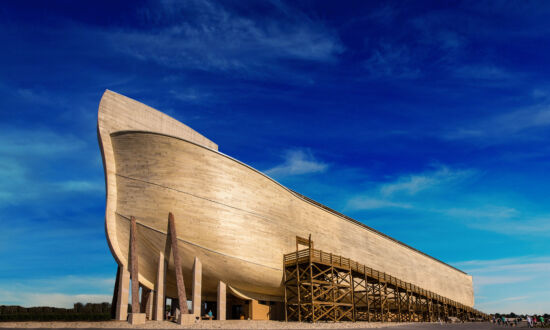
left=168, top=212, right=189, bottom=315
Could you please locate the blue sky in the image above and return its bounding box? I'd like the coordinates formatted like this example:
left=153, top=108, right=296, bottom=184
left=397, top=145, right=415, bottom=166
left=1, top=0, right=549, bottom=314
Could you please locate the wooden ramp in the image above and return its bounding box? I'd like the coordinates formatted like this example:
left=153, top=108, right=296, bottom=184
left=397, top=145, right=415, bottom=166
left=283, top=240, right=487, bottom=323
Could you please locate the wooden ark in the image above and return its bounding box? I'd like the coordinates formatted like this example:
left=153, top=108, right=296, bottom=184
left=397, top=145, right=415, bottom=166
left=97, top=90, right=475, bottom=319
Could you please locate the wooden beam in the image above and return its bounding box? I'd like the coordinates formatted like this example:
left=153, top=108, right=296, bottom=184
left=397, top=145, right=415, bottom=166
left=153, top=251, right=165, bottom=321
left=111, top=266, right=120, bottom=319
left=217, top=281, right=226, bottom=320
left=115, top=265, right=130, bottom=321
left=168, top=212, right=188, bottom=314
left=130, top=216, right=140, bottom=314
left=192, top=257, right=202, bottom=317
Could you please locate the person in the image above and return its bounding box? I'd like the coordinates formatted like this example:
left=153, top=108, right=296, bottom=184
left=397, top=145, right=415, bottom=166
left=533, top=316, right=537, bottom=327
left=540, top=315, right=544, bottom=325
left=528, top=315, right=533, bottom=328
left=208, top=309, right=213, bottom=319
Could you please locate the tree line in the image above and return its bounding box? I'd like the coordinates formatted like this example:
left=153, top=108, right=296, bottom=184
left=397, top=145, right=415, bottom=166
left=0, top=302, right=112, bottom=321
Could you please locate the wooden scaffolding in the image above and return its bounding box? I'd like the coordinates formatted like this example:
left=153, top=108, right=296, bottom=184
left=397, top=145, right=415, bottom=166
left=284, top=237, right=487, bottom=323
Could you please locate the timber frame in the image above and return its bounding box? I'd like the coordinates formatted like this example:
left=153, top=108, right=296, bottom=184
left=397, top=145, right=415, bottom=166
left=284, top=238, right=487, bottom=323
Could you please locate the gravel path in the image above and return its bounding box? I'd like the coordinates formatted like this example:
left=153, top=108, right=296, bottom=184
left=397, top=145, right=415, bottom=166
left=0, top=321, right=497, bottom=330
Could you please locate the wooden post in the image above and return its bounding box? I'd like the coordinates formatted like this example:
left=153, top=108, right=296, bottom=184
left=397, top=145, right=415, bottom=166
left=140, top=287, right=152, bottom=319
left=115, top=265, right=130, bottom=321
left=153, top=251, right=166, bottom=321
left=283, top=254, right=288, bottom=322
left=217, top=281, right=226, bottom=320
left=168, top=213, right=189, bottom=314
left=296, top=249, right=301, bottom=322
left=130, top=216, right=140, bottom=314
left=309, top=248, right=315, bottom=322
left=192, top=257, right=202, bottom=317
left=111, top=266, right=120, bottom=319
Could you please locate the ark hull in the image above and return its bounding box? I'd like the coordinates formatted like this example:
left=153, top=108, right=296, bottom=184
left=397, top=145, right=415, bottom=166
left=98, top=90, right=474, bottom=307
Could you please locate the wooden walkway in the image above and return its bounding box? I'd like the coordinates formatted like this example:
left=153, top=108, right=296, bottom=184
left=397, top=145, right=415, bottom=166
left=283, top=245, right=487, bottom=323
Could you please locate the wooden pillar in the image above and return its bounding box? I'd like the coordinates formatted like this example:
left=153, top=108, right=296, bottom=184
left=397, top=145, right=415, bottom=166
left=217, top=281, right=226, bottom=320
left=130, top=217, right=140, bottom=314
left=115, top=265, right=130, bottom=321
left=192, top=257, right=202, bottom=317
left=397, top=287, right=401, bottom=322
left=140, top=287, right=153, bottom=319
left=296, top=250, right=301, bottom=322
left=309, top=248, right=315, bottom=322
left=153, top=251, right=166, bottom=321
left=168, top=213, right=188, bottom=314
left=349, top=265, right=355, bottom=322
left=111, top=266, right=121, bottom=319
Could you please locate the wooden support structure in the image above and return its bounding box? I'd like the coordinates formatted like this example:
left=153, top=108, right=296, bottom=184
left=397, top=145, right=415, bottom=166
left=168, top=213, right=189, bottom=315
left=284, top=237, right=488, bottom=323
left=192, top=257, right=202, bottom=317
left=153, top=251, right=166, bottom=321
left=130, top=217, right=140, bottom=314
left=217, top=281, right=226, bottom=320
left=112, top=212, right=206, bottom=324
left=115, top=265, right=130, bottom=321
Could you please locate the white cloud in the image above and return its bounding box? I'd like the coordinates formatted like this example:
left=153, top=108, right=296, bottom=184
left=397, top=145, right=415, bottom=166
left=264, top=149, right=328, bottom=178
left=346, top=165, right=476, bottom=210
left=105, top=0, right=343, bottom=75
left=443, top=206, right=550, bottom=237
left=454, top=256, right=550, bottom=313
left=444, top=105, right=550, bottom=142
left=363, top=42, right=421, bottom=79
left=0, top=127, right=103, bottom=206
left=346, top=197, right=412, bottom=210
left=380, top=166, right=475, bottom=196
left=452, top=65, right=512, bottom=80
left=0, top=126, right=86, bottom=156
left=55, top=180, right=104, bottom=193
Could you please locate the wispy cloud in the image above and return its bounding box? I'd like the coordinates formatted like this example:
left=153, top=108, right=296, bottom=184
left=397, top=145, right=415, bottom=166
left=444, top=105, right=550, bottom=142
left=105, top=0, right=343, bottom=76
left=363, top=43, right=420, bottom=79
left=452, top=65, right=513, bottom=81
left=380, top=166, right=475, bottom=196
left=0, top=127, right=102, bottom=205
left=346, top=197, right=412, bottom=211
left=0, top=126, right=86, bottom=156
left=346, top=165, right=476, bottom=210
left=455, top=256, right=550, bottom=313
left=443, top=206, right=550, bottom=237
left=264, top=149, right=328, bottom=178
